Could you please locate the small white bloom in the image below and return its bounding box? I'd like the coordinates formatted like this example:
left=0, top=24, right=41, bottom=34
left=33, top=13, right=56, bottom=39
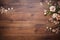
left=49, top=27, right=52, bottom=30
left=52, top=29, right=56, bottom=32
left=44, top=13, right=47, bottom=15
left=4, top=9, right=8, bottom=12
left=49, top=6, right=56, bottom=12
left=54, top=21, right=59, bottom=25
left=11, top=7, right=13, bottom=10
left=44, top=10, right=47, bottom=15
left=52, top=13, right=58, bottom=18
left=46, top=27, right=49, bottom=29
left=8, top=8, right=10, bottom=10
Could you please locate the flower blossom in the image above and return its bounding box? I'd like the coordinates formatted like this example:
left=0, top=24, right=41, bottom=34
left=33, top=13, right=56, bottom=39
left=49, top=6, right=56, bottom=12
left=52, top=13, right=58, bottom=18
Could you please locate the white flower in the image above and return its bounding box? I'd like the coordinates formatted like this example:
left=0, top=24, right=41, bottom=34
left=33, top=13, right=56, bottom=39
left=49, top=6, right=56, bottom=12
left=8, top=8, right=10, bottom=10
left=49, top=27, right=52, bottom=30
left=4, top=9, right=8, bottom=12
left=46, top=27, right=49, bottom=29
left=52, top=13, right=58, bottom=18
left=54, top=21, right=59, bottom=25
left=44, top=13, right=47, bottom=15
left=11, top=7, right=13, bottom=10
left=52, top=29, right=56, bottom=32
left=44, top=10, right=47, bottom=15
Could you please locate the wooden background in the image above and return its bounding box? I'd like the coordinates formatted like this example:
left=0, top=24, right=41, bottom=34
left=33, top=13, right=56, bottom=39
left=0, top=0, right=60, bottom=40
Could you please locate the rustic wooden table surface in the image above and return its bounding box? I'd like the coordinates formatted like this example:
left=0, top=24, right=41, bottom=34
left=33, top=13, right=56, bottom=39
left=0, top=0, right=60, bottom=40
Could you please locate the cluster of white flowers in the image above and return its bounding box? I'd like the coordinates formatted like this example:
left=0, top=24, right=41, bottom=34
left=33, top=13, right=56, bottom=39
left=44, top=0, right=60, bottom=34
left=44, top=6, right=56, bottom=15
left=0, top=7, right=14, bottom=14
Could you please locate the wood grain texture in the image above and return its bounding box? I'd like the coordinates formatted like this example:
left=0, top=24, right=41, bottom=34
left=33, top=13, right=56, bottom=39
left=0, top=0, right=60, bottom=40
